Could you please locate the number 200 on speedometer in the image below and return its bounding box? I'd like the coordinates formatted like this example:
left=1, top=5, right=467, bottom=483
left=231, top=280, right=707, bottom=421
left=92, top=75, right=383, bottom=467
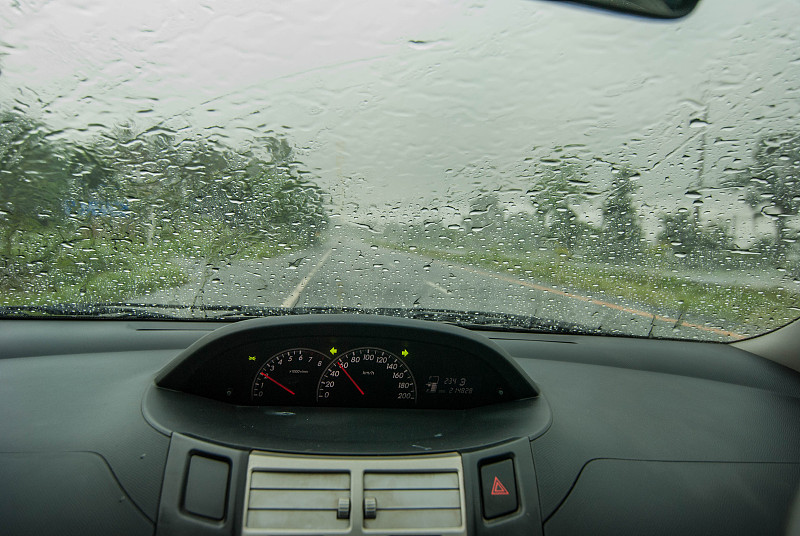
left=316, top=348, right=417, bottom=406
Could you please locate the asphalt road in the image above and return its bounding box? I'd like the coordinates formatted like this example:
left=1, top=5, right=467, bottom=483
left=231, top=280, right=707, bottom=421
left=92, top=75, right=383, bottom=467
left=140, top=235, right=741, bottom=341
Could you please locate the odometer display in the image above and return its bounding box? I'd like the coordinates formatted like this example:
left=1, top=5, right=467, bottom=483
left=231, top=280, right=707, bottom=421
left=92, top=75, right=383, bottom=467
left=316, top=348, right=417, bottom=407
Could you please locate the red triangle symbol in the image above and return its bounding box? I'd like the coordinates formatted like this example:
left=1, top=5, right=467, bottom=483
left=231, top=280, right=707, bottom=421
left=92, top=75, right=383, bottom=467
left=491, top=476, right=509, bottom=496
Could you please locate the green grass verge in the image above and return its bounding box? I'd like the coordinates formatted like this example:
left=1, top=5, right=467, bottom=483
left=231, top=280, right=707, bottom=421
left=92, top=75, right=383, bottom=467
left=379, top=241, right=800, bottom=334
left=1, top=222, right=309, bottom=307
left=2, top=263, right=189, bottom=306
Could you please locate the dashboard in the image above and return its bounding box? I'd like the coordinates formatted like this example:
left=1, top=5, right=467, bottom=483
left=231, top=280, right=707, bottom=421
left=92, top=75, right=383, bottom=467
left=1, top=315, right=800, bottom=536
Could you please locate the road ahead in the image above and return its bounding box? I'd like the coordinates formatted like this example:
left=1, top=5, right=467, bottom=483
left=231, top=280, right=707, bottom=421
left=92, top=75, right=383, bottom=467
left=140, top=235, right=741, bottom=341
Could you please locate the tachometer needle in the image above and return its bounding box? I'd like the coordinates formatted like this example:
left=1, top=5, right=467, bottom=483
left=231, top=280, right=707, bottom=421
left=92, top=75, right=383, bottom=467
left=337, top=362, right=365, bottom=395
left=260, top=372, right=296, bottom=395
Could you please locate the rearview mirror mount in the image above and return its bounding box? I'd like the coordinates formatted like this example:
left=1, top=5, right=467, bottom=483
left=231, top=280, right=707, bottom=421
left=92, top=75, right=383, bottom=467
left=546, top=0, right=701, bottom=19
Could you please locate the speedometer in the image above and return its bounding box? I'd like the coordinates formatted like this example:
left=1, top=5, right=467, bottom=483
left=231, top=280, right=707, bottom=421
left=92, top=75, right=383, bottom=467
left=316, top=347, right=417, bottom=407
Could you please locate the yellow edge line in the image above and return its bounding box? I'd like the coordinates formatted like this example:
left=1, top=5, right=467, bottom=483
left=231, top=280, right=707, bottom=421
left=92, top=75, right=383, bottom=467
left=455, top=264, right=745, bottom=340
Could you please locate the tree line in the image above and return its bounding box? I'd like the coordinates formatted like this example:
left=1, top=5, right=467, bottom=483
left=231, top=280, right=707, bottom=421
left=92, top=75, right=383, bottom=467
left=395, top=135, right=800, bottom=271
left=0, top=107, right=328, bottom=298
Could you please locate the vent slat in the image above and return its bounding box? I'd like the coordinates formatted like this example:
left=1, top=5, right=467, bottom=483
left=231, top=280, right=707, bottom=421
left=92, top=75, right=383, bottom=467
left=248, top=509, right=349, bottom=530
left=369, top=489, right=460, bottom=509
left=363, top=508, right=462, bottom=530
left=363, top=472, right=459, bottom=490
left=250, top=471, right=349, bottom=490
left=249, top=489, right=347, bottom=510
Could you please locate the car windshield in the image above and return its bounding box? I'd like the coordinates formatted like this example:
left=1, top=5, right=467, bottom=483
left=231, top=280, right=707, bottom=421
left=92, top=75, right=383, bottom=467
left=1, top=0, right=798, bottom=341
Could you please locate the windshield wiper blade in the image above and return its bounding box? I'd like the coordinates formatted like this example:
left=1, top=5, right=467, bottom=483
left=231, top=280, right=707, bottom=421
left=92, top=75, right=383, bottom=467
left=181, top=304, right=598, bottom=334
left=0, top=303, right=294, bottom=320
left=383, top=307, right=600, bottom=335
left=0, top=303, right=197, bottom=320
left=0, top=303, right=599, bottom=335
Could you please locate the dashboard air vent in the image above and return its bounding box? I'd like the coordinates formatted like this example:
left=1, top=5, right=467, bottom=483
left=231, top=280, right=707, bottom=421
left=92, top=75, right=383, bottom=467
left=362, top=471, right=462, bottom=530
left=246, top=471, right=351, bottom=530
left=243, top=451, right=466, bottom=536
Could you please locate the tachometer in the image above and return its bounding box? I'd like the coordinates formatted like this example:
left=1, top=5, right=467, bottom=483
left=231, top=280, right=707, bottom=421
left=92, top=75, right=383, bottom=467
left=316, top=347, right=417, bottom=407
left=251, top=348, right=330, bottom=405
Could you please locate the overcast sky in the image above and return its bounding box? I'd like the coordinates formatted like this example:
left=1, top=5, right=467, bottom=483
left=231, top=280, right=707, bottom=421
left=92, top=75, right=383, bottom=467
left=1, top=0, right=799, bottom=232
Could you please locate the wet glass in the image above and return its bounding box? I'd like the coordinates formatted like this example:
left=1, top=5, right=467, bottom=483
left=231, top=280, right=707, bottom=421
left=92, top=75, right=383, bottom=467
left=1, top=0, right=798, bottom=341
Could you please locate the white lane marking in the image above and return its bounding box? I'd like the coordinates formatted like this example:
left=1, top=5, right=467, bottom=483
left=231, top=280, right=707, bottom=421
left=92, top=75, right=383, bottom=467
left=281, top=249, right=333, bottom=308
left=425, top=281, right=451, bottom=295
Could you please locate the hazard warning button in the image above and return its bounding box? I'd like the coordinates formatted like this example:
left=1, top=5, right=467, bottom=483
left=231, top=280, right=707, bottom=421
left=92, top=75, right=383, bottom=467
left=479, top=458, right=518, bottom=519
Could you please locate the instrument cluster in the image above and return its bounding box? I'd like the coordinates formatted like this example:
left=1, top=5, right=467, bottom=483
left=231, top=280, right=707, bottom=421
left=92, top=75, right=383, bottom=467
left=156, top=316, right=538, bottom=409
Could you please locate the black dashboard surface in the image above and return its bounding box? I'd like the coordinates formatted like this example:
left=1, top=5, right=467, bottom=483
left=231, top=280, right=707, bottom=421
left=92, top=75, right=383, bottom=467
left=1, top=318, right=800, bottom=536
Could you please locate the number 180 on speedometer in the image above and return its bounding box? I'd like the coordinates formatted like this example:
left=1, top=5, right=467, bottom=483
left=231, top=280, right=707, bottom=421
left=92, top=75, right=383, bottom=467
left=316, top=347, right=417, bottom=407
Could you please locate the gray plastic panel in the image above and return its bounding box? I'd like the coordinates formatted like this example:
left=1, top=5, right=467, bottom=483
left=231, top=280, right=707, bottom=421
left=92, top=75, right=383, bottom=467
left=544, top=460, right=800, bottom=536
left=0, top=319, right=214, bottom=359
left=0, top=349, right=172, bottom=521
left=0, top=452, right=153, bottom=536
left=497, top=334, right=800, bottom=397
left=521, top=357, right=800, bottom=521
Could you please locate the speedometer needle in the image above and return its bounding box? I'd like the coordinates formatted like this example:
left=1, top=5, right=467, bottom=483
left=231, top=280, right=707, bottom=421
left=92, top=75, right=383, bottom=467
left=338, top=362, right=365, bottom=395
left=260, top=372, right=296, bottom=395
